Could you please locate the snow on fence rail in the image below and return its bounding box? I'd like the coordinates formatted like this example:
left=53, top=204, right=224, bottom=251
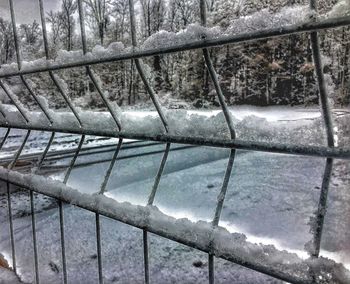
left=0, top=0, right=349, bottom=283
left=0, top=168, right=350, bottom=284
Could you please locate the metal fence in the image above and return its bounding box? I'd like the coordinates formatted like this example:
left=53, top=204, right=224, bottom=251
left=0, top=0, right=349, bottom=283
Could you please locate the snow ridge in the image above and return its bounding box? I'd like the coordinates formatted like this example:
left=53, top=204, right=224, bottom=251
left=0, top=167, right=349, bottom=284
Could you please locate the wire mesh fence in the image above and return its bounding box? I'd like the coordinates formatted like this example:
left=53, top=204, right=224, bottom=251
left=0, top=0, right=349, bottom=283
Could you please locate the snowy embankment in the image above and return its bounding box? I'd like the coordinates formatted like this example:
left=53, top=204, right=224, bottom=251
left=0, top=168, right=349, bottom=284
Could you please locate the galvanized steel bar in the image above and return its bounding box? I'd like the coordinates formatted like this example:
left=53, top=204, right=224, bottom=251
left=95, top=213, right=103, bottom=284
left=309, top=0, right=335, bottom=258
left=99, top=138, right=123, bottom=194
left=8, top=130, right=31, bottom=170
left=0, top=128, right=10, bottom=150
left=0, top=105, right=7, bottom=120
left=58, top=200, right=67, bottom=284
left=63, top=135, right=85, bottom=184
left=199, top=2, right=237, bottom=281
left=0, top=122, right=348, bottom=159
left=199, top=0, right=236, bottom=226
left=30, top=190, right=40, bottom=284
left=142, top=229, right=150, bottom=284
left=37, top=0, right=83, bottom=127
left=0, top=16, right=349, bottom=79
left=147, top=143, right=171, bottom=205
left=20, top=77, right=53, bottom=124
left=6, top=181, right=16, bottom=274
left=58, top=134, right=86, bottom=284
left=34, top=132, right=56, bottom=173
left=144, top=142, right=171, bottom=284
left=1, top=128, right=16, bottom=274
left=128, top=0, right=169, bottom=133
left=77, top=0, right=122, bottom=131
left=128, top=1, right=172, bottom=280
left=95, top=137, right=123, bottom=284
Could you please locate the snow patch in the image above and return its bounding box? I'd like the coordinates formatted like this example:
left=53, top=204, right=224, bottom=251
left=327, top=0, right=350, bottom=18
left=226, top=5, right=312, bottom=35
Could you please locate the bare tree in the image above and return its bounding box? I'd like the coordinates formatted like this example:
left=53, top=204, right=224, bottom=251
left=140, top=0, right=166, bottom=37
left=0, top=18, right=15, bottom=64
left=84, top=0, right=110, bottom=45
left=20, top=21, right=41, bottom=45
left=46, top=11, right=63, bottom=46
left=61, top=0, right=77, bottom=50
left=167, top=0, right=197, bottom=31
left=111, top=0, right=129, bottom=42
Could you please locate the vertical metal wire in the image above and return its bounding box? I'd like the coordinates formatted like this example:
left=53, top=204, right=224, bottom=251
left=30, top=190, right=40, bottom=284
left=63, top=135, right=85, bottom=184
left=95, top=213, right=103, bottom=284
left=6, top=181, right=16, bottom=274
left=99, top=139, right=123, bottom=194
left=8, top=0, right=53, bottom=124
left=8, top=130, right=31, bottom=170
left=30, top=133, right=57, bottom=284
left=147, top=143, right=171, bottom=206
left=127, top=1, right=173, bottom=281
left=128, top=0, right=169, bottom=133
left=0, top=128, right=10, bottom=150
left=58, top=199, right=67, bottom=284
left=309, top=0, right=335, bottom=258
left=21, top=78, right=53, bottom=124
left=0, top=129, right=12, bottom=270
left=76, top=0, right=124, bottom=278
left=76, top=0, right=122, bottom=131
left=95, top=138, right=123, bottom=284
left=58, top=134, right=85, bottom=283
left=34, top=132, right=56, bottom=173
left=0, top=104, right=7, bottom=120
left=0, top=80, right=29, bottom=123
left=5, top=130, right=30, bottom=274
left=142, top=229, right=150, bottom=284
left=199, top=1, right=238, bottom=282
left=141, top=142, right=170, bottom=284
left=37, top=0, right=83, bottom=127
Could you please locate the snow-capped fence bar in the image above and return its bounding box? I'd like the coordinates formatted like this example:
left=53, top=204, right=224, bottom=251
left=0, top=16, right=349, bottom=79
left=0, top=0, right=349, bottom=283
left=1, top=121, right=349, bottom=160
left=1, top=168, right=350, bottom=284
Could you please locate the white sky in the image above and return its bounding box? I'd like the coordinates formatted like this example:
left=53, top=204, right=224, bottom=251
left=0, top=0, right=60, bottom=24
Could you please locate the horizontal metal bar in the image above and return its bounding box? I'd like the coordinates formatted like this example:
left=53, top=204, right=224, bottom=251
left=0, top=121, right=349, bottom=159
left=1, top=168, right=348, bottom=284
left=0, top=141, right=162, bottom=165
left=8, top=145, right=195, bottom=173
left=0, top=16, right=349, bottom=79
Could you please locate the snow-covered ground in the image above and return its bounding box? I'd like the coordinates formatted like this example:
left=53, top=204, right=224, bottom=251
left=0, top=107, right=349, bottom=283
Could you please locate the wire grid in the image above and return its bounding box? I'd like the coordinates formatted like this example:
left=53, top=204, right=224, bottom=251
left=0, top=0, right=349, bottom=283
